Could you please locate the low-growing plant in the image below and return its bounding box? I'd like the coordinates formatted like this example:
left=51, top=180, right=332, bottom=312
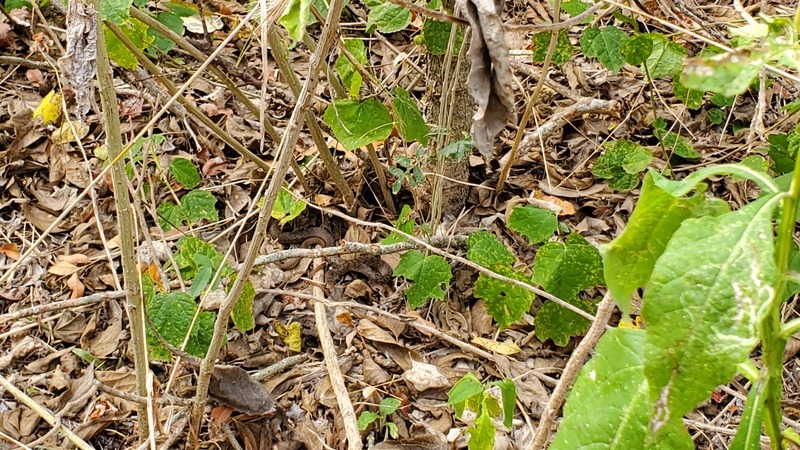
left=357, top=397, right=402, bottom=440
left=447, top=373, right=515, bottom=450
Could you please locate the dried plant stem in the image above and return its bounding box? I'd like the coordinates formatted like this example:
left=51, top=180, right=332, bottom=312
left=313, top=262, right=361, bottom=449
left=267, top=30, right=357, bottom=209
left=0, top=375, right=93, bottom=450
left=526, top=293, right=616, bottom=450
left=191, top=0, right=347, bottom=439
left=0, top=290, right=125, bottom=325
left=91, top=1, right=149, bottom=440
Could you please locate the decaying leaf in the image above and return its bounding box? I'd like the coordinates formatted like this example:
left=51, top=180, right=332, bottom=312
left=462, top=0, right=516, bottom=161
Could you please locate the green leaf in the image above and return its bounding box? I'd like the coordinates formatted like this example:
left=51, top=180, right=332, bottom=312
left=550, top=328, right=692, bottom=450
left=173, top=236, right=232, bottom=280
left=357, top=411, right=380, bottom=430
left=334, top=39, right=367, bottom=98
left=382, top=204, right=415, bottom=244
left=148, top=12, right=184, bottom=54
left=535, top=296, right=594, bottom=346
left=271, top=188, right=307, bottom=225
left=561, top=0, right=592, bottom=21
left=279, top=0, right=313, bottom=41
left=591, top=139, right=653, bottom=190
left=420, top=18, right=462, bottom=55
left=468, top=403, right=495, bottom=450
left=367, top=2, right=411, bottom=34
left=672, top=78, right=704, bottom=110
left=323, top=99, right=393, bottom=151
left=508, top=205, right=558, bottom=245
left=579, top=25, right=629, bottom=73
left=653, top=119, right=701, bottom=160
left=392, top=88, right=429, bottom=145
left=147, top=291, right=216, bottom=360
left=643, top=33, right=686, bottom=79
left=603, top=172, right=719, bottom=315
left=169, top=157, right=201, bottom=189
left=386, top=421, right=399, bottom=439
left=100, top=0, right=132, bottom=23
left=768, top=132, right=794, bottom=175
left=189, top=264, right=212, bottom=297
left=707, top=108, right=724, bottom=125
left=439, top=138, right=473, bottom=160
left=466, top=231, right=515, bottom=268
left=104, top=19, right=155, bottom=70
left=157, top=201, right=184, bottom=231
left=379, top=397, right=401, bottom=416
left=680, top=49, right=764, bottom=97
left=642, top=196, right=778, bottom=442
left=447, top=373, right=484, bottom=417
left=181, top=190, right=218, bottom=223
left=491, top=379, right=516, bottom=429
left=737, top=155, right=769, bottom=179
left=621, top=33, right=653, bottom=66
left=531, top=30, right=573, bottom=65
left=474, top=265, right=536, bottom=329
left=230, top=278, right=256, bottom=332
left=729, top=377, right=766, bottom=450
left=394, top=250, right=452, bottom=308
left=534, top=234, right=604, bottom=301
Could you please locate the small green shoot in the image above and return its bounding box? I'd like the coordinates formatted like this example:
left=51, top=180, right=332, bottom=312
left=357, top=397, right=402, bottom=439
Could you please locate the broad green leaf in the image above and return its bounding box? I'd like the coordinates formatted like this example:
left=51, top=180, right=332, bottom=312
left=467, top=231, right=515, bottom=268
left=531, top=30, right=573, bottom=65
left=474, top=265, right=535, bottom=329
left=382, top=204, right=415, bottom=244
left=271, top=188, right=307, bottom=225
left=357, top=411, right=380, bottom=430
left=591, top=139, right=653, bottom=190
left=173, top=236, right=232, bottom=280
left=561, top=0, right=592, bottom=21
left=535, top=296, right=595, bottom=346
left=603, top=172, right=716, bottom=315
left=189, top=264, right=212, bottom=297
left=334, top=39, right=367, bottom=98
left=643, top=33, right=686, bottom=79
left=767, top=132, right=794, bottom=175
left=323, top=99, right=393, bottom=150
left=550, top=328, right=692, bottom=450
left=579, top=25, right=629, bottom=73
left=680, top=49, right=764, bottom=97
left=707, top=108, right=724, bottom=125
left=468, top=404, right=495, bottom=450
left=147, top=291, right=216, bottom=360
left=533, top=234, right=604, bottom=301
left=181, top=189, right=218, bottom=223
left=279, top=0, right=313, bottom=41
left=101, top=0, right=132, bottom=23
left=653, top=118, right=701, bottom=160
left=386, top=422, right=399, bottom=439
left=729, top=377, right=766, bottom=450
left=447, top=372, right=484, bottom=417
left=367, top=2, right=411, bottom=34
left=230, top=278, right=256, bottom=332
left=157, top=201, right=184, bottom=231
left=148, top=12, right=184, bottom=54
left=392, top=87, right=429, bottom=145
left=420, top=18, right=462, bottom=55
left=672, top=78, right=704, bottom=110
left=394, top=250, right=452, bottom=308
left=169, top=157, right=201, bottom=189
left=379, top=397, right=401, bottom=416
left=508, top=205, right=558, bottom=245
left=642, top=196, right=779, bottom=442
left=737, top=155, right=769, bottom=179
left=492, top=379, right=515, bottom=429
left=621, top=34, right=653, bottom=66
left=104, top=19, right=155, bottom=70
left=4, top=0, right=32, bottom=10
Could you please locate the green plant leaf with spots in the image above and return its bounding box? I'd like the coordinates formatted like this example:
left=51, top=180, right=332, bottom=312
left=323, top=99, right=394, bottom=150
left=169, top=157, right=200, bottom=189
left=534, top=234, right=604, bottom=301
left=591, top=139, right=653, bottom=190
left=531, top=30, right=573, bottom=65
left=508, top=205, right=558, bottom=245
left=334, top=39, right=367, bottom=98
left=146, top=291, right=217, bottom=361
left=474, top=264, right=536, bottom=329
left=466, top=231, right=515, bottom=267
left=181, top=189, right=218, bottom=224
left=653, top=118, right=701, bottom=160
left=579, top=25, right=629, bottom=73
left=394, top=250, right=452, bottom=308
left=535, top=296, right=595, bottom=346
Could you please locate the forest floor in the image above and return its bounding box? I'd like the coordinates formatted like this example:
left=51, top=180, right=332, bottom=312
left=1, top=0, right=800, bottom=448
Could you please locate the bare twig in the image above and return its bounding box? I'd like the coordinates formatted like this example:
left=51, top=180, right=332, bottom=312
left=526, top=293, right=616, bottom=450
left=0, top=55, right=51, bottom=70
left=0, top=291, right=124, bottom=326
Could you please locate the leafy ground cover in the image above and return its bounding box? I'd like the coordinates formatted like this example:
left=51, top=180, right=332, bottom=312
left=2, top=0, right=800, bottom=448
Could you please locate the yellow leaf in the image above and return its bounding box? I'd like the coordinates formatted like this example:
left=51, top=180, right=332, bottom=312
left=33, top=90, right=62, bottom=125
left=619, top=316, right=643, bottom=329
left=471, top=336, right=521, bottom=355
left=274, top=321, right=302, bottom=352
